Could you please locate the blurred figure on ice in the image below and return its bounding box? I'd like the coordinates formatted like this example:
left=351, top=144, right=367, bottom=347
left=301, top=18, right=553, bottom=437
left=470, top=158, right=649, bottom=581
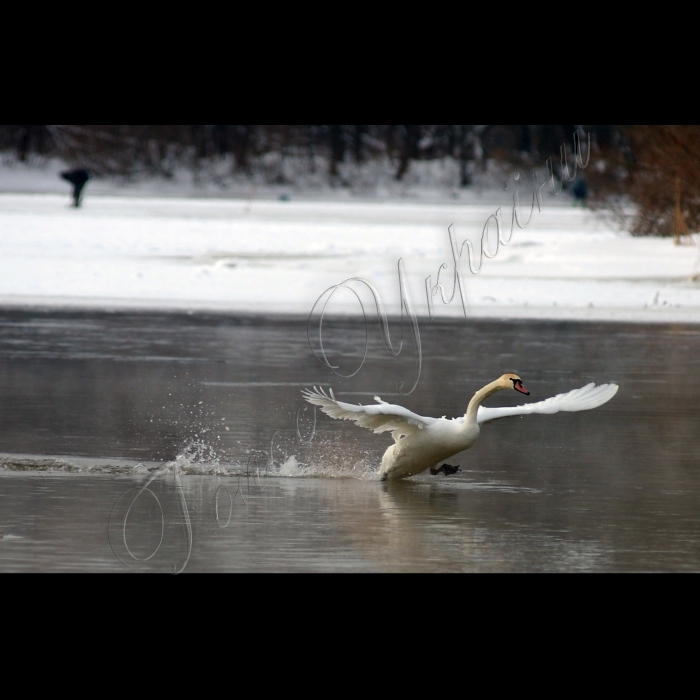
left=572, top=176, right=588, bottom=207
left=60, top=169, right=91, bottom=207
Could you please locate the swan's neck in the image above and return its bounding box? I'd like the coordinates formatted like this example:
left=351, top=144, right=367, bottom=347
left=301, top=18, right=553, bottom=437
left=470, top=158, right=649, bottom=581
left=465, top=380, right=504, bottom=425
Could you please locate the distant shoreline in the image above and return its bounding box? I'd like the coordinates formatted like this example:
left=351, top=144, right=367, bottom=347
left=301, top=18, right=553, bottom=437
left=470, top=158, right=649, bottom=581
left=0, top=300, right=699, bottom=326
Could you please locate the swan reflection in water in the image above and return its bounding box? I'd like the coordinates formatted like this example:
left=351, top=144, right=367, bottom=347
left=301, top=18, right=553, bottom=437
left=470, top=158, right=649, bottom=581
left=304, top=375, right=618, bottom=481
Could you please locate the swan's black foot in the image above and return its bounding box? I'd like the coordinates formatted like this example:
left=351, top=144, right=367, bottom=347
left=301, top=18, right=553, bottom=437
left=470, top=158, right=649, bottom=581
left=430, top=463, right=461, bottom=476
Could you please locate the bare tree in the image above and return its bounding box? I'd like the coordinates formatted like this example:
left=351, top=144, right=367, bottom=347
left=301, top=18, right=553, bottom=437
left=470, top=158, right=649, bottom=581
left=329, top=125, right=346, bottom=178
left=590, top=125, right=700, bottom=237
left=395, top=125, right=420, bottom=181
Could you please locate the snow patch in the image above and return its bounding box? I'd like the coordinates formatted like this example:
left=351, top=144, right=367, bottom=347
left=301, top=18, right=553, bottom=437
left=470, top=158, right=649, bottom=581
left=0, top=179, right=698, bottom=324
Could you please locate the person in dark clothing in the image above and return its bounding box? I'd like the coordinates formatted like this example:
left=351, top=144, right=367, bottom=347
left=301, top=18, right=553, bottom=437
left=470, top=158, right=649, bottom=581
left=60, top=169, right=91, bottom=207
left=572, top=176, right=588, bottom=206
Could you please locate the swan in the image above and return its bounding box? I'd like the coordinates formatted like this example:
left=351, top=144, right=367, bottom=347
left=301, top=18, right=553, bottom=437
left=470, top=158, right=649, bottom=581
left=303, top=375, right=618, bottom=481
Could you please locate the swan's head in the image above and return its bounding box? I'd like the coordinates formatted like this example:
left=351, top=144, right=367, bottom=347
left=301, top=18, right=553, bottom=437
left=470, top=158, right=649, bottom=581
left=500, top=373, right=530, bottom=395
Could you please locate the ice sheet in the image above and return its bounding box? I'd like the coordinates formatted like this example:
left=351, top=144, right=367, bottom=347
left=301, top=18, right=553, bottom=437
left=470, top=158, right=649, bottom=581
left=0, top=185, right=698, bottom=324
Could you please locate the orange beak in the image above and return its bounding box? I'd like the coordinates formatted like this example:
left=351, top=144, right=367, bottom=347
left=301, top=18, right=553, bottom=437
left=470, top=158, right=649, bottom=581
left=515, top=381, right=530, bottom=395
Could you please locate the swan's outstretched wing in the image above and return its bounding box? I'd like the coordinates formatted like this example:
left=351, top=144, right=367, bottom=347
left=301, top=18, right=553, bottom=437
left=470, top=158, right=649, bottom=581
left=303, top=387, right=435, bottom=437
left=477, top=383, right=619, bottom=425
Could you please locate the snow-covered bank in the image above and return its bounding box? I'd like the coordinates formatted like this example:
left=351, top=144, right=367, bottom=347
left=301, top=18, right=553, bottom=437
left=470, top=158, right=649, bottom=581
left=0, top=191, right=699, bottom=324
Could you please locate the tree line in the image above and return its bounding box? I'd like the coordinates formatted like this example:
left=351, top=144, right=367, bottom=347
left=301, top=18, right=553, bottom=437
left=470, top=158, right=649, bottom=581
left=0, top=125, right=614, bottom=181
left=1, top=125, right=697, bottom=237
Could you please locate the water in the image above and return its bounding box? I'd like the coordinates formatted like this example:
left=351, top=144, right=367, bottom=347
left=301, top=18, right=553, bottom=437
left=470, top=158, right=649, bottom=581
left=1, top=308, right=700, bottom=572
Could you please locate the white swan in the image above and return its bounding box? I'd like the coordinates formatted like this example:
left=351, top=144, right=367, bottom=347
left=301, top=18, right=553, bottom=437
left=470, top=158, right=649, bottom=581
left=303, top=375, right=618, bottom=481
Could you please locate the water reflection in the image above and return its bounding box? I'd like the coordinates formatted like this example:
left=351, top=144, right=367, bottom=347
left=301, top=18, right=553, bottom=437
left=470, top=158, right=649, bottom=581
left=4, top=471, right=700, bottom=572
left=1, top=309, right=700, bottom=571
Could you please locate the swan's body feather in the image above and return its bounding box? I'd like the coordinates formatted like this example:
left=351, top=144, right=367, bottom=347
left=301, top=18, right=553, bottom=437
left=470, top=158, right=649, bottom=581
left=303, top=378, right=618, bottom=481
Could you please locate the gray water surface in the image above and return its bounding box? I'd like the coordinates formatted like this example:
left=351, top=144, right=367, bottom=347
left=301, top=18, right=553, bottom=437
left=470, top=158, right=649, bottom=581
left=1, top=308, right=699, bottom=572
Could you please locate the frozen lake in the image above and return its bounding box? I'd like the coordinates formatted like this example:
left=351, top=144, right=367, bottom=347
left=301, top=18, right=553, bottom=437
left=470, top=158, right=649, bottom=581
left=1, top=193, right=699, bottom=323
left=1, top=308, right=700, bottom=572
